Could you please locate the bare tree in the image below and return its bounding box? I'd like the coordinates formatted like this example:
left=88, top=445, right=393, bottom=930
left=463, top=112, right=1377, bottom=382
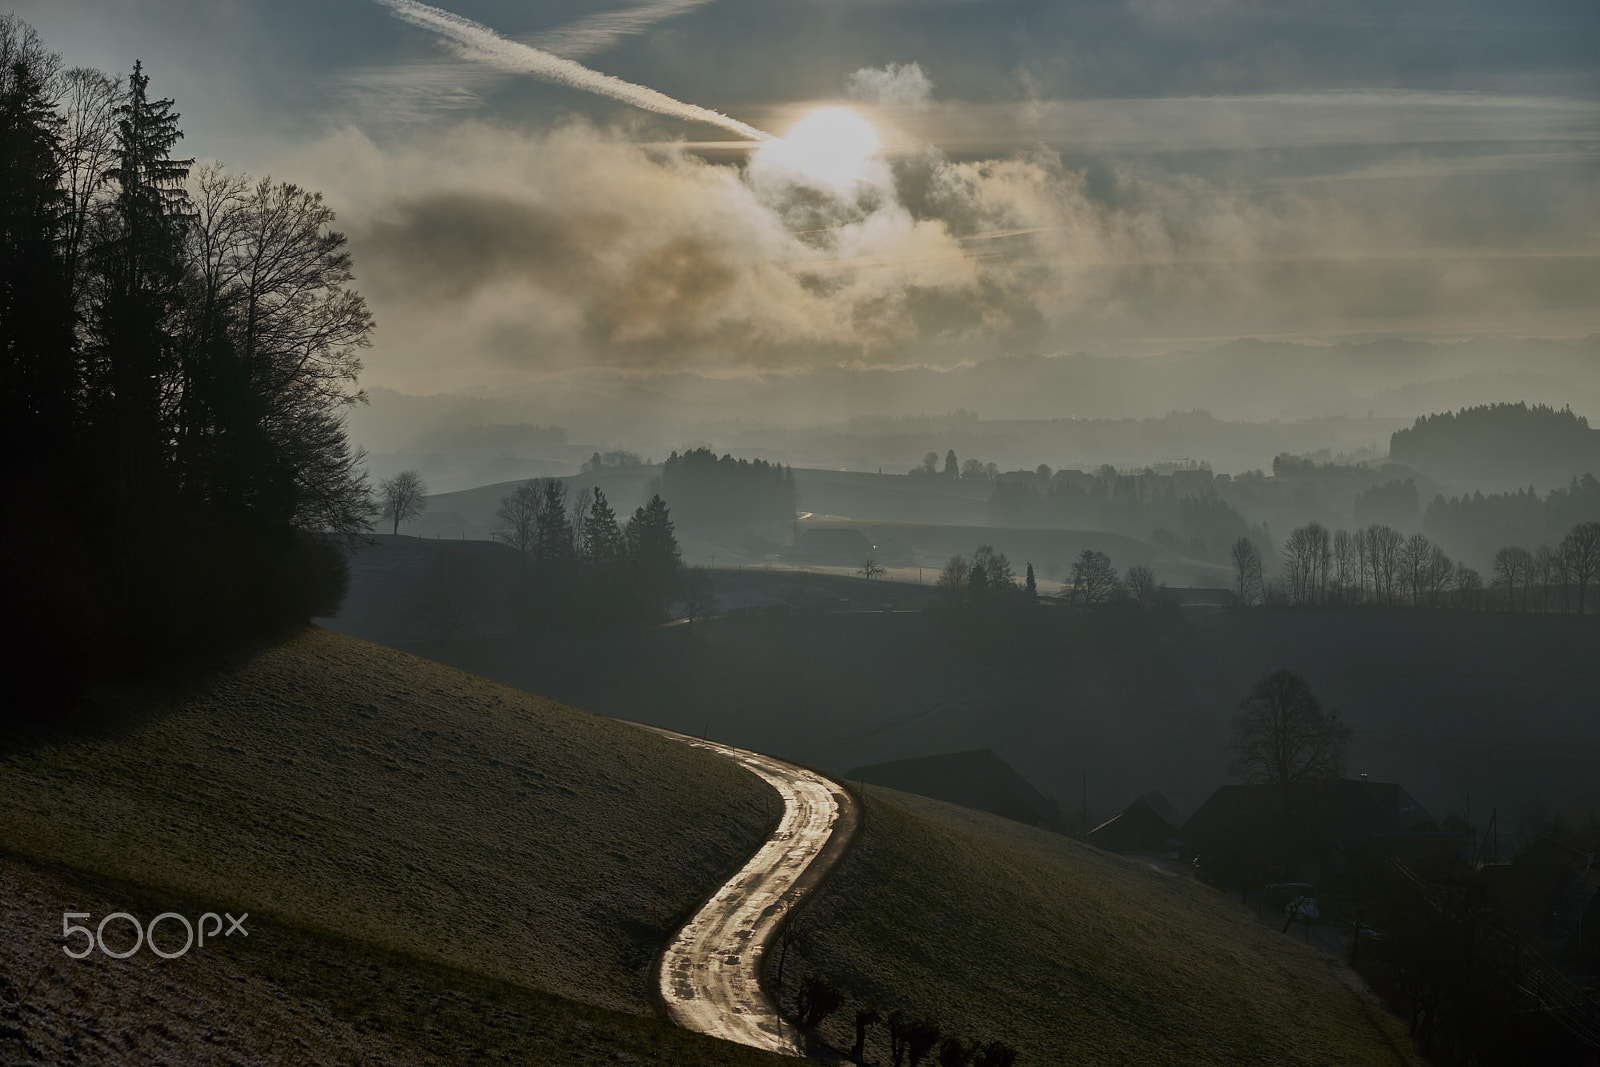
left=1425, top=543, right=1454, bottom=607
left=907, top=1020, right=942, bottom=1067
left=889, top=1011, right=911, bottom=1067
left=1454, top=562, right=1483, bottom=609
left=939, top=1036, right=975, bottom=1067
left=1400, top=533, right=1433, bottom=606
left=1308, top=522, right=1332, bottom=602
left=1069, top=548, right=1119, bottom=606
left=1332, top=528, right=1354, bottom=602
left=1562, top=521, right=1600, bottom=614
left=179, top=166, right=374, bottom=535
left=279, top=405, right=373, bottom=538
left=859, top=555, right=885, bottom=580
left=936, top=554, right=970, bottom=608
left=771, top=895, right=806, bottom=1001
left=1125, top=563, right=1164, bottom=608
left=1533, top=545, right=1557, bottom=613
left=58, top=65, right=121, bottom=301
left=1229, top=669, right=1351, bottom=786
left=795, top=973, right=845, bottom=1028
left=1492, top=545, right=1534, bottom=611
left=1363, top=524, right=1404, bottom=605
left=851, top=1006, right=882, bottom=1063
left=379, top=469, right=427, bottom=535
left=1231, top=536, right=1263, bottom=606
left=493, top=480, right=541, bottom=560
left=1281, top=525, right=1315, bottom=604
left=971, top=543, right=1014, bottom=589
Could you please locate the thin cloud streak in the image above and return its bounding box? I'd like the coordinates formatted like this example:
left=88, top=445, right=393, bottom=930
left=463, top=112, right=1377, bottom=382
left=373, top=0, right=771, bottom=141
left=529, top=0, right=720, bottom=59
left=905, top=91, right=1600, bottom=155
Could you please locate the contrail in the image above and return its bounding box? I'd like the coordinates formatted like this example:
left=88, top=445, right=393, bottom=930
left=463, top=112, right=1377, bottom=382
left=374, top=0, right=771, bottom=142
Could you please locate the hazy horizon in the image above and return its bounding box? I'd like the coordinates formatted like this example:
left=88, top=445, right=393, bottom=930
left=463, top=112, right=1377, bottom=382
left=343, top=334, right=1599, bottom=491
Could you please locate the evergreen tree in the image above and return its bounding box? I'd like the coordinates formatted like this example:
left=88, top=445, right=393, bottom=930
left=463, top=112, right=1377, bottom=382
left=0, top=22, right=76, bottom=464
left=89, top=60, right=192, bottom=519
left=536, top=477, right=574, bottom=561
left=1025, top=561, right=1037, bottom=601
left=581, top=487, right=626, bottom=562
left=626, top=493, right=680, bottom=612
left=0, top=22, right=373, bottom=695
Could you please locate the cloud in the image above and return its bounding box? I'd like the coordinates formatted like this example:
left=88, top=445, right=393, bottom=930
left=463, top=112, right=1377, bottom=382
left=893, top=90, right=1600, bottom=155
left=528, top=0, right=721, bottom=59
left=281, top=93, right=1600, bottom=394
left=846, top=62, right=934, bottom=110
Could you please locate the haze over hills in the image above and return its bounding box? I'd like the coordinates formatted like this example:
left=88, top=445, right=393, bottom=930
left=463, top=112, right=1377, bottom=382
left=350, top=336, right=1600, bottom=490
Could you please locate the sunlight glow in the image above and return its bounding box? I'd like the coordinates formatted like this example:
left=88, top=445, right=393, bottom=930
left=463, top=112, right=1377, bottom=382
left=758, top=106, right=883, bottom=190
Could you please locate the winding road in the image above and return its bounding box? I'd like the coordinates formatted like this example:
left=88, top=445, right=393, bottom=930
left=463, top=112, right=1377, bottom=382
left=645, top=727, right=853, bottom=1057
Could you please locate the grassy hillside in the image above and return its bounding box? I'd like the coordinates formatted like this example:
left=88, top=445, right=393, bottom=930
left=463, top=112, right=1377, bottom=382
left=0, top=854, right=789, bottom=1066
left=0, top=629, right=780, bottom=1034
left=788, top=788, right=1423, bottom=1066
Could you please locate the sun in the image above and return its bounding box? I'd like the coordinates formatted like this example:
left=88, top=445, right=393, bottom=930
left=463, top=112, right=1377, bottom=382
left=757, top=106, right=883, bottom=191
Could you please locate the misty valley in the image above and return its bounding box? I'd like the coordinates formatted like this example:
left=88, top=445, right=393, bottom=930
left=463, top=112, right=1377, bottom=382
left=3, top=4, right=1599, bottom=1067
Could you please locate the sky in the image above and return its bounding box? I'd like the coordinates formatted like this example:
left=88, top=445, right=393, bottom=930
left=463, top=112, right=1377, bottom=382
left=13, top=0, right=1600, bottom=400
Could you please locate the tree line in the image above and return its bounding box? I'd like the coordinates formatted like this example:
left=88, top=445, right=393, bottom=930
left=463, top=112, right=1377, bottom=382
left=1230, top=520, right=1600, bottom=612
left=936, top=544, right=1172, bottom=615
left=908, top=448, right=1003, bottom=481
left=656, top=446, right=796, bottom=529
left=491, top=478, right=681, bottom=627
left=1423, top=474, right=1600, bottom=568
left=2, top=19, right=370, bottom=690
left=1389, top=402, right=1599, bottom=471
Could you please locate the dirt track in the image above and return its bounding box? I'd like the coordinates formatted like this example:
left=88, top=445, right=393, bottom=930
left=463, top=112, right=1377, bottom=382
left=648, top=729, right=852, bottom=1057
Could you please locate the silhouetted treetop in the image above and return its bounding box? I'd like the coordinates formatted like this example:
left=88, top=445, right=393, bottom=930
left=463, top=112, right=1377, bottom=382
left=1390, top=402, right=1599, bottom=470
left=1230, top=670, right=1350, bottom=786
left=1, top=20, right=376, bottom=692
left=656, top=447, right=796, bottom=528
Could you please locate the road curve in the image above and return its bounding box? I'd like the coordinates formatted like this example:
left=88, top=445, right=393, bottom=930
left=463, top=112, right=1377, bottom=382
left=644, top=727, right=851, bottom=1057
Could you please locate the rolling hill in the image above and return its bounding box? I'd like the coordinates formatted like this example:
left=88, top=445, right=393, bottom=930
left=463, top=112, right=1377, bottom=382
left=0, top=628, right=790, bottom=1064
left=0, top=625, right=1440, bottom=1064
left=789, top=787, right=1423, bottom=1066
